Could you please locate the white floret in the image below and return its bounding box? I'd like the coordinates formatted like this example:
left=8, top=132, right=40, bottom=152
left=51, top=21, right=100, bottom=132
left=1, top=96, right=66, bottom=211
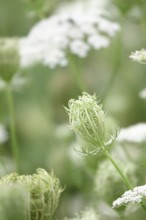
left=113, top=184, right=146, bottom=208
left=19, top=0, right=120, bottom=69
left=117, top=123, right=146, bottom=143
left=129, top=49, right=146, bottom=64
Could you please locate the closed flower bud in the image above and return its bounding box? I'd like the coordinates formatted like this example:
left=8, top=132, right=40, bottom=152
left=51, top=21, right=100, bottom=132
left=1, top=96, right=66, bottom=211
left=66, top=92, right=109, bottom=153
left=0, top=38, right=20, bottom=82
left=0, top=168, right=63, bottom=220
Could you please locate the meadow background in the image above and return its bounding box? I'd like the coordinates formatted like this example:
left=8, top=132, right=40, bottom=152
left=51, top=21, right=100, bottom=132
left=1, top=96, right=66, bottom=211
left=0, top=0, right=146, bottom=219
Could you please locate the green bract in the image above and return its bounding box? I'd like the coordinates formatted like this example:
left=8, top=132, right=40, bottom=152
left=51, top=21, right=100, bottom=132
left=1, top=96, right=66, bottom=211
left=0, top=38, right=20, bottom=82
left=0, top=168, right=62, bottom=220
left=66, top=92, right=107, bottom=153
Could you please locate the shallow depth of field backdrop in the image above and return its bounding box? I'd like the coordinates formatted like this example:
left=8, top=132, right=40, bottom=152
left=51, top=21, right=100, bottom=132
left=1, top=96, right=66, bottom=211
left=0, top=0, right=146, bottom=220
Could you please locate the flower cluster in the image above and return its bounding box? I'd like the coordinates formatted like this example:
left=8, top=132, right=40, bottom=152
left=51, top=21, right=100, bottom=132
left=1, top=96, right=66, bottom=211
left=129, top=49, right=146, bottom=64
left=19, top=0, right=120, bottom=68
left=117, top=123, right=146, bottom=143
left=0, top=168, right=62, bottom=220
left=113, top=184, right=146, bottom=208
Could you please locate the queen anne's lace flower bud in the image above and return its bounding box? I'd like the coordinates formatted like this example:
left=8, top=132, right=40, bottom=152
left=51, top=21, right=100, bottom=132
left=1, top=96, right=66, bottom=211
left=0, top=168, right=62, bottom=220
left=66, top=93, right=108, bottom=153
left=0, top=38, right=20, bottom=82
left=129, top=49, right=146, bottom=64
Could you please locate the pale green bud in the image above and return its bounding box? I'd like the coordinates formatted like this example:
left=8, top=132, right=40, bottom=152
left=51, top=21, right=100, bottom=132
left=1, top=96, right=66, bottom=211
left=66, top=92, right=108, bottom=153
left=0, top=38, right=20, bottom=82
left=0, top=168, right=62, bottom=220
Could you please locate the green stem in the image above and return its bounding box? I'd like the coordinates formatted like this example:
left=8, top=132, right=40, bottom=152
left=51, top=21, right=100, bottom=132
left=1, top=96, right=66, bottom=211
left=103, top=149, right=133, bottom=189
left=103, top=149, right=146, bottom=212
left=5, top=87, right=19, bottom=172
left=68, top=55, right=85, bottom=93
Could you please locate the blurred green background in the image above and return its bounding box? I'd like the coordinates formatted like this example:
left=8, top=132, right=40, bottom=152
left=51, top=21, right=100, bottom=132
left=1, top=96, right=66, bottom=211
left=0, top=0, right=146, bottom=219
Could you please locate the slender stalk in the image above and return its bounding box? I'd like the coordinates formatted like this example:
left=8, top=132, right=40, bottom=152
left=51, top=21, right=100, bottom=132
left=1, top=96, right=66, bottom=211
left=68, top=55, right=85, bottom=92
left=5, top=87, right=19, bottom=172
left=103, top=149, right=146, bottom=212
left=103, top=149, right=133, bottom=189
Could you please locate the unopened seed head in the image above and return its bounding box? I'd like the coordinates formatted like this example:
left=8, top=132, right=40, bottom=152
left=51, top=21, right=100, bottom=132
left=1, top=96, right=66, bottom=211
left=67, top=92, right=106, bottom=149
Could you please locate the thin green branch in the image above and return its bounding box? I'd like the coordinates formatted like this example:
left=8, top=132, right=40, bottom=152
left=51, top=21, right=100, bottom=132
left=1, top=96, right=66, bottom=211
left=103, top=148, right=146, bottom=212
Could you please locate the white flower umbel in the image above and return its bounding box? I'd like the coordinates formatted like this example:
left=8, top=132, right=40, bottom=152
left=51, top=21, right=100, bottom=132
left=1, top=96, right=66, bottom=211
left=139, top=88, right=146, bottom=100
left=19, top=0, right=120, bottom=68
left=129, top=49, right=146, bottom=64
left=117, top=123, right=146, bottom=143
left=113, top=184, right=146, bottom=208
left=0, top=124, right=8, bottom=144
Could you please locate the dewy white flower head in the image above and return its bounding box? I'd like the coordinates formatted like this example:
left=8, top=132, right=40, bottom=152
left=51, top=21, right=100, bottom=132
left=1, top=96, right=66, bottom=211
left=19, top=0, right=120, bottom=68
left=139, top=88, right=146, bottom=100
left=117, top=123, right=146, bottom=143
left=129, top=49, right=146, bottom=64
left=113, top=184, right=146, bottom=208
left=0, top=124, right=8, bottom=144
